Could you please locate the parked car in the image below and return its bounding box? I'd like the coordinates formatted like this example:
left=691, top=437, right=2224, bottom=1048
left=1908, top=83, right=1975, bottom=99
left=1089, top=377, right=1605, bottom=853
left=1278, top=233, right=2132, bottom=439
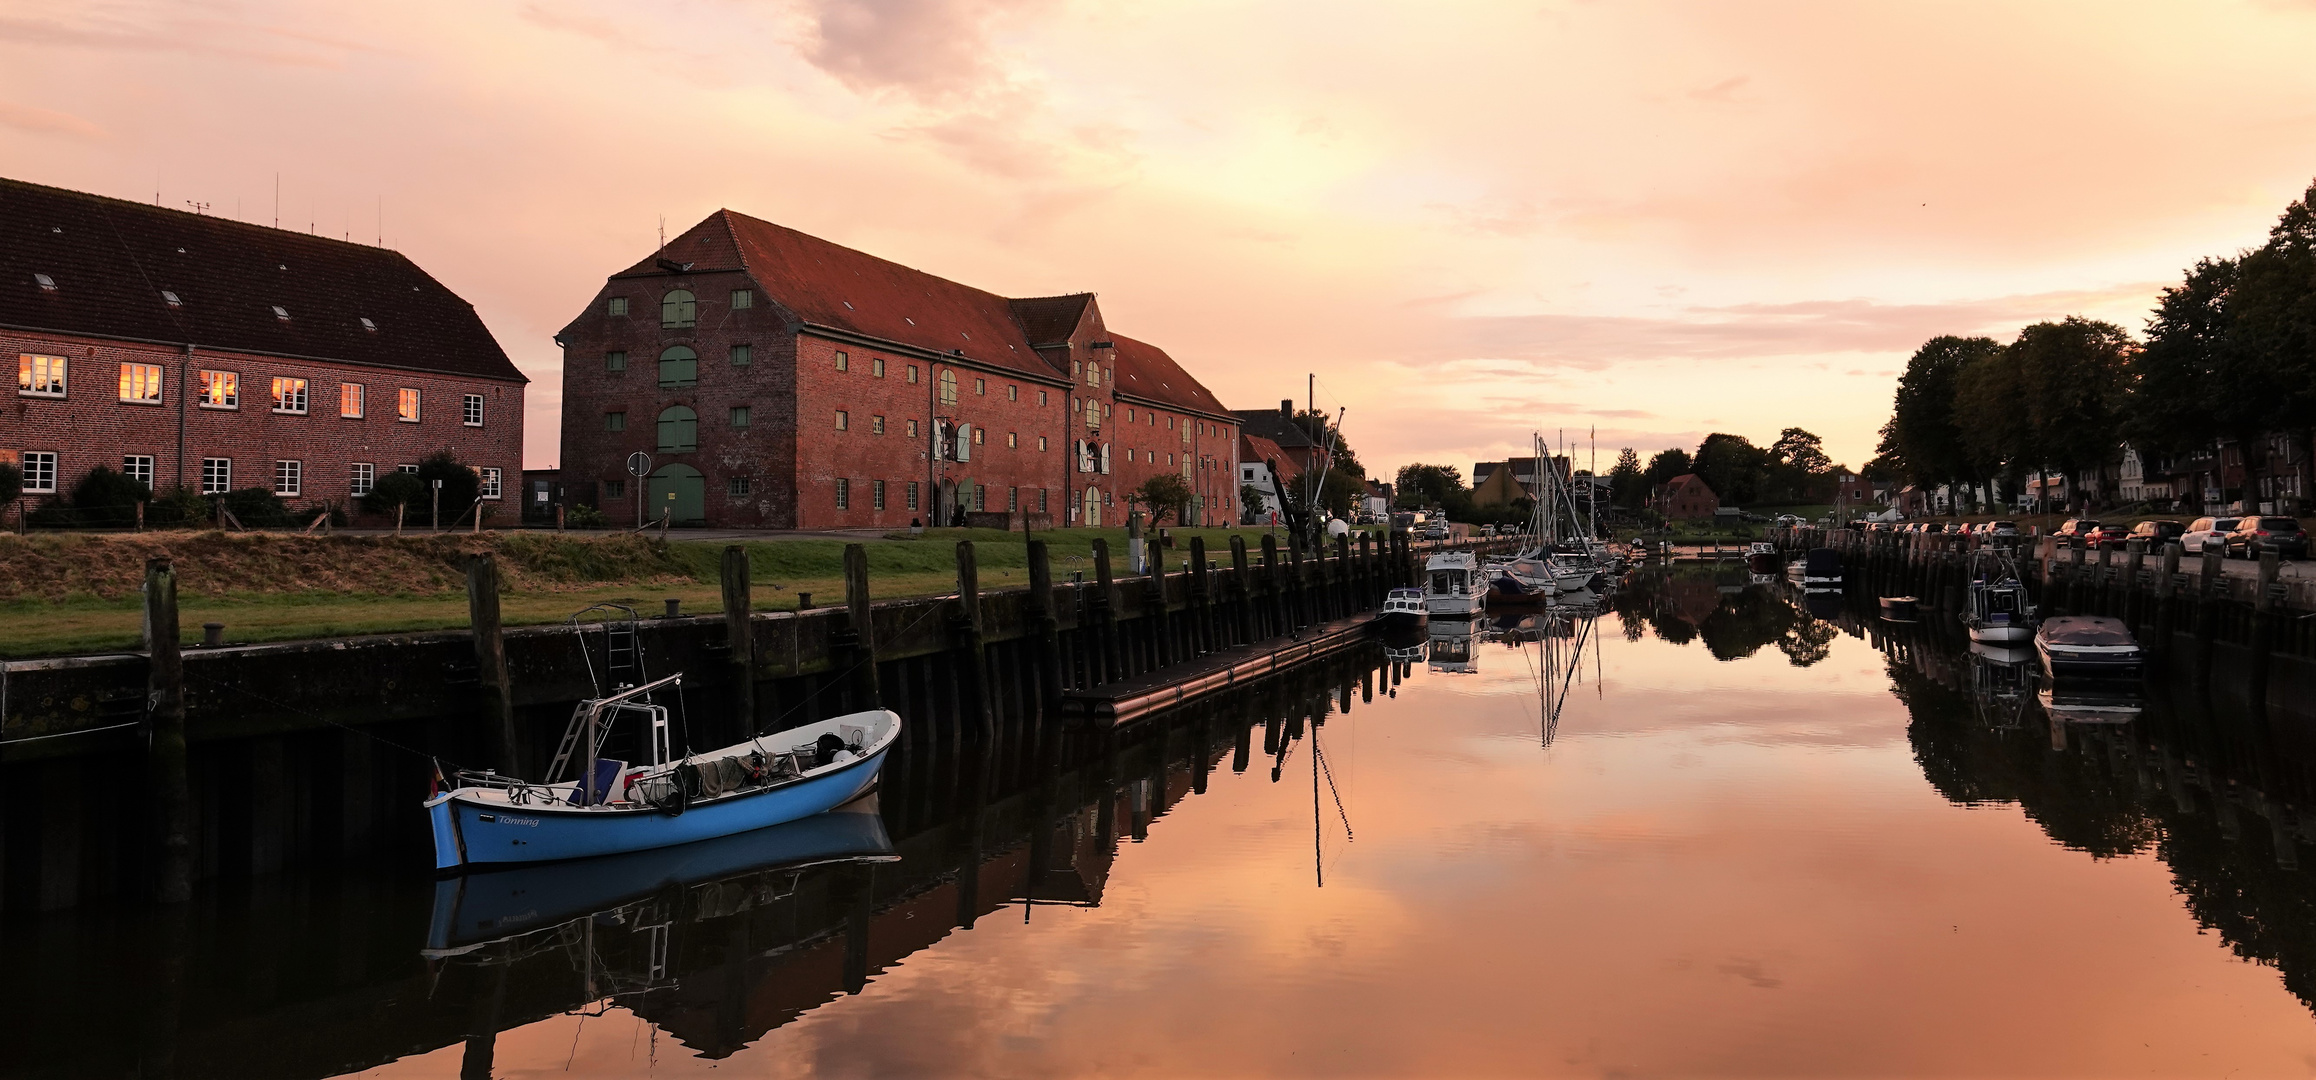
left=2126, top=520, right=2186, bottom=549
left=2088, top=523, right=2130, bottom=550
left=2053, top=518, right=2104, bottom=547
left=2225, top=516, right=2309, bottom=560
left=1987, top=520, right=2021, bottom=538
left=2183, top=516, right=2241, bottom=554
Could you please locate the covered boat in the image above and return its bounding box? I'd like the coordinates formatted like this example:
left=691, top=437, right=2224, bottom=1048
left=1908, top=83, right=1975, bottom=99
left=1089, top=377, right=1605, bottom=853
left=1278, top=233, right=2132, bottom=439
left=1962, top=578, right=2035, bottom=644
left=2034, top=615, right=2142, bottom=681
left=1787, top=547, right=1842, bottom=589
left=1746, top=541, right=1783, bottom=575
left=1381, top=586, right=1429, bottom=630
left=1424, top=551, right=1487, bottom=617
left=426, top=675, right=899, bottom=871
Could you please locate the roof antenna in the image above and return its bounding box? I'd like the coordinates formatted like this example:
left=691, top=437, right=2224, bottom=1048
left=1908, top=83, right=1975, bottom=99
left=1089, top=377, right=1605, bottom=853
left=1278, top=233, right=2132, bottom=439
left=377, top=196, right=383, bottom=246
left=274, top=172, right=279, bottom=229
left=658, top=214, right=665, bottom=251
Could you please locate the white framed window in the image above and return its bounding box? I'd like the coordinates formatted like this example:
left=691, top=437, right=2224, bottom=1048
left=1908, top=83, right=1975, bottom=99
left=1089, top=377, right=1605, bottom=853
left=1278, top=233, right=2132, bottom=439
left=119, top=363, right=163, bottom=404
left=398, top=463, right=419, bottom=473
left=397, top=388, right=420, bottom=423
left=199, top=370, right=238, bottom=409
left=463, top=393, right=483, bottom=427
left=123, top=455, right=155, bottom=488
left=201, top=457, right=231, bottom=494
left=479, top=467, right=502, bottom=499
left=350, top=462, right=374, bottom=496
left=21, top=451, right=56, bottom=493
left=272, top=377, right=309, bottom=414
left=18, top=354, right=65, bottom=397
left=341, top=383, right=364, bottom=418
left=274, top=459, right=302, bottom=496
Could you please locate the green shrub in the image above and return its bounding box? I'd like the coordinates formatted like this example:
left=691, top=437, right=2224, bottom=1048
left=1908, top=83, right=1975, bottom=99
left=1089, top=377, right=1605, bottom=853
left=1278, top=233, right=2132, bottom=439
left=0, top=462, right=21, bottom=505
left=146, top=487, right=212, bottom=528
left=67, top=466, right=151, bottom=528
left=360, top=470, right=425, bottom=516
left=565, top=503, right=607, bottom=529
left=222, top=487, right=290, bottom=528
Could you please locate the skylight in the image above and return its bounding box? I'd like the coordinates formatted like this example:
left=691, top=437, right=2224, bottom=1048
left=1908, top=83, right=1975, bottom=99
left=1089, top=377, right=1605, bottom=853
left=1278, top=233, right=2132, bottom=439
left=360, top=317, right=377, bottom=331
left=161, top=291, right=181, bottom=307
left=272, top=305, right=290, bottom=320
left=33, top=273, right=56, bottom=290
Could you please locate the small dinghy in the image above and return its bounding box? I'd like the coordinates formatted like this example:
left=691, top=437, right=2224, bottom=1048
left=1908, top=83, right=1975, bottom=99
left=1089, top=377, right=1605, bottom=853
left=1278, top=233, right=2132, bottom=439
left=1879, top=595, right=1919, bottom=622
left=2034, top=615, right=2142, bottom=682
left=1381, top=587, right=1430, bottom=631
left=426, top=674, right=899, bottom=871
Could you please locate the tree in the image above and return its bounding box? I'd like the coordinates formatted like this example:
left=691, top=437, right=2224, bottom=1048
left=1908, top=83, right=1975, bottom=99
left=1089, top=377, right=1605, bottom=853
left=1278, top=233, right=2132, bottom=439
left=1954, top=344, right=2030, bottom=507
left=1394, top=464, right=1466, bottom=509
left=2013, top=317, right=2133, bottom=510
left=1133, top=473, right=1194, bottom=525
left=1239, top=483, right=1268, bottom=525
left=1770, top=428, right=1832, bottom=476
left=2130, top=256, right=2237, bottom=459
left=1608, top=448, right=1643, bottom=509
left=1640, top=448, right=1692, bottom=495
left=68, top=465, right=151, bottom=528
left=361, top=470, right=426, bottom=516
left=1888, top=336, right=1992, bottom=490
left=1691, top=433, right=1771, bottom=506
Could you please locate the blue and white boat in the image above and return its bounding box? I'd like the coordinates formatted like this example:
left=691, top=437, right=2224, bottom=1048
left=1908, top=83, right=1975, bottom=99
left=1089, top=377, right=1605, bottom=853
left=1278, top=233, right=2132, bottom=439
left=426, top=674, right=900, bottom=871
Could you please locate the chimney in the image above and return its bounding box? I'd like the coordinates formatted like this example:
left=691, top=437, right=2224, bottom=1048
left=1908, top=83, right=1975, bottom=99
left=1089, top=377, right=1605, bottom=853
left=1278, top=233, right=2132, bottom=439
left=1280, top=399, right=1293, bottom=419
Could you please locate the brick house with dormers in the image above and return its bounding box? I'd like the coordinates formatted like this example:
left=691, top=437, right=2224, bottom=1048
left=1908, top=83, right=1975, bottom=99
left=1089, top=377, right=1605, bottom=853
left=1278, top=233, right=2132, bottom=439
left=557, top=211, right=1238, bottom=529
left=0, top=178, right=525, bottom=516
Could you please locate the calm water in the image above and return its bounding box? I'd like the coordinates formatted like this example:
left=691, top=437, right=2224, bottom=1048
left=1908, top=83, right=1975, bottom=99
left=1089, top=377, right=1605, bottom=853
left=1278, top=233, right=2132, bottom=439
left=13, top=568, right=2316, bottom=1078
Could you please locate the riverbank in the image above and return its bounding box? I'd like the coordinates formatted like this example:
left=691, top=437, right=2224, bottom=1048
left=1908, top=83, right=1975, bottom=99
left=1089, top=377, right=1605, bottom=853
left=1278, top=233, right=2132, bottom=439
left=0, top=525, right=1368, bottom=656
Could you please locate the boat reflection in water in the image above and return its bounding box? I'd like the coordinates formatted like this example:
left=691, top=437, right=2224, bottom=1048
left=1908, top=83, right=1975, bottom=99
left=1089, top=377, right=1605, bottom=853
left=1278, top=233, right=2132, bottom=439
left=1428, top=618, right=1483, bottom=673
left=425, top=797, right=897, bottom=957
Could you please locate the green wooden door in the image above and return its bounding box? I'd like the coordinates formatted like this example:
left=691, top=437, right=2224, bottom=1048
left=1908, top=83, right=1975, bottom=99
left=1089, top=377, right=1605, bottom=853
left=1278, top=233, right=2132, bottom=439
left=648, top=464, right=705, bottom=525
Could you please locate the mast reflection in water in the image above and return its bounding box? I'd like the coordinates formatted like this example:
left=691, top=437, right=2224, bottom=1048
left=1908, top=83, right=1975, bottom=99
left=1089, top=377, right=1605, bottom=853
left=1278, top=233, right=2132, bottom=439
left=14, top=566, right=2316, bottom=1076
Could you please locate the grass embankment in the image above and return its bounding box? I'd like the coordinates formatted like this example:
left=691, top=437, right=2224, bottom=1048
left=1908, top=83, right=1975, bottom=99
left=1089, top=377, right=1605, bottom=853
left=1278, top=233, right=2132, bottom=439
left=0, top=524, right=1351, bottom=657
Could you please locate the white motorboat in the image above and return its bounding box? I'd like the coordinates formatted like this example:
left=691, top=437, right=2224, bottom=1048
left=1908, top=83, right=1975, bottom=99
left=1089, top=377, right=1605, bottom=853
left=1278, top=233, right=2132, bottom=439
left=1424, top=551, right=1487, bottom=617
left=1381, top=586, right=1429, bottom=630
left=1962, top=578, right=2035, bottom=644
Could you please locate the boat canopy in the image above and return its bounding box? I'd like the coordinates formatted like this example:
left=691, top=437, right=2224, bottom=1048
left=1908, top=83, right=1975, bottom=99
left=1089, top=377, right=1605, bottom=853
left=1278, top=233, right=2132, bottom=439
left=2038, top=615, right=2135, bottom=647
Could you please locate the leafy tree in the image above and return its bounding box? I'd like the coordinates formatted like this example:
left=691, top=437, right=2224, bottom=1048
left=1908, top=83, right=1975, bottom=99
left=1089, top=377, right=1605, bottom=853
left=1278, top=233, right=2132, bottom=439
left=1691, top=433, right=1771, bottom=505
left=2013, top=317, right=2133, bottom=510
left=68, top=465, right=151, bottom=528
left=1771, top=428, right=1832, bottom=475
left=1954, top=343, right=2031, bottom=507
left=0, top=462, right=23, bottom=505
left=1394, top=464, right=1466, bottom=509
left=2206, top=182, right=2316, bottom=483
left=1888, top=336, right=1992, bottom=489
left=361, top=469, right=427, bottom=516
left=1640, top=448, right=1692, bottom=494
left=222, top=487, right=290, bottom=527
left=416, top=451, right=482, bottom=519
left=2130, top=256, right=2237, bottom=458
left=1133, top=473, right=1194, bottom=525
left=1608, top=448, right=1643, bottom=509
left=1238, top=483, right=1268, bottom=525
left=1288, top=410, right=1364, bottom=477
left=1288, top=468, right=1368, bottom=520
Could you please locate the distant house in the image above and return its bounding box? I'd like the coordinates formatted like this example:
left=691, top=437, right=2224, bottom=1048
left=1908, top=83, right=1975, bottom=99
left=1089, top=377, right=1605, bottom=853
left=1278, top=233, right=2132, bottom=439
left=1238, top=432, right=1298, bottom=523
left=1363, top=478, right=1392, bottom=519
left=1654, top=473, right=1718, bottom=520
left=1471, top=455, right=1568, bottom=508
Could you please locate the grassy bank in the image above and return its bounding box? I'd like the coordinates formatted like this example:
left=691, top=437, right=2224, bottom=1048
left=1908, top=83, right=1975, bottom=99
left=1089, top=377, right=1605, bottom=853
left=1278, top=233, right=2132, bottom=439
left=0, top=524, right=1365, bottom=657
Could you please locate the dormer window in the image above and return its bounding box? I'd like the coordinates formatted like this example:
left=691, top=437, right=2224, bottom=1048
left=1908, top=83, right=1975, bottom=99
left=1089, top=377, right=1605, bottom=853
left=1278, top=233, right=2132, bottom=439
left=161, top=290, right=182, bottom=307
left=271, top=305, right=290, bottom=320
left=33, top=273, right=56, bottom=291
left=359, top=317, right=377, bottom=332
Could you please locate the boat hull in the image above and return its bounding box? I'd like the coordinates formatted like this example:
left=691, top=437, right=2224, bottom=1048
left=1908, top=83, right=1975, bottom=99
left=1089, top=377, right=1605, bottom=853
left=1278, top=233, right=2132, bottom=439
left=427, top=745, right=889, bottom=871
left=1381, top=609, right=1429, bottom=631
left=1967, top=623, right=2033, bottom=644
left=2037, top=646, right=2142, bottom=681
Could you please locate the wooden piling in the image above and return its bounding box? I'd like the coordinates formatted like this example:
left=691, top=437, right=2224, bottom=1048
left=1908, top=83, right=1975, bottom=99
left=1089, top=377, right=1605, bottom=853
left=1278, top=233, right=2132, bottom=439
left=464, top=554, right=520, bottom=775
left=1261, top=533, right=1286, bottom=636
left=1189, top=537, right=1211, bottom=656
left=956, top=541, right=993, bottom=737
left=1092, top=539, right=1121, bottom=683
left=1026, top=539, right=1064, bottom=721
left=143, top=557, right=192, bottom=905
left=1230, top=536, right=1254, bottom=646
left=721, top=545, right=755, bottom=735
left=843, top=544, right=882, bottom=709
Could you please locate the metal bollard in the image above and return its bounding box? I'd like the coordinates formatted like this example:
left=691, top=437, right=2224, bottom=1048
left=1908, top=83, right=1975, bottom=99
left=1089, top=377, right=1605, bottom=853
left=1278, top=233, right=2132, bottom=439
left=202, top=622, right=223, bottom=648
left=664, top=598, right=682, bottom=618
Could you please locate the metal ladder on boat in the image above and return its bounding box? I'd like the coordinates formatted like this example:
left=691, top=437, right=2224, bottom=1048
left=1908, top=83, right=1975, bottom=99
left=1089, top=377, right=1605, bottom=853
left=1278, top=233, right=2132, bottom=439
left=551, top=604, right=652, bottom=784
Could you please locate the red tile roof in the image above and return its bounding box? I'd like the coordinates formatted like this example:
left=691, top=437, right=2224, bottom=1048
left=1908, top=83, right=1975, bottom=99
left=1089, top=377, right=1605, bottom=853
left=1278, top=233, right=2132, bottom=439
left=619, top=211, right=1062, bottom=382
left=1110, top=332, right=1228, bottom=419
left=1241, top=433, right=1299, bottom=485
left=1008, top=294, right=1093, bottom=345
left=0, top=177, right=522, bottom=382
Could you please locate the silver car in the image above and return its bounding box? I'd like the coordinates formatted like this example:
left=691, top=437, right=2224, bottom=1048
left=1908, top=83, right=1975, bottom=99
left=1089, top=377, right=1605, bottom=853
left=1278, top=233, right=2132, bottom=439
left=2183, top=516, right=2240, bottom=554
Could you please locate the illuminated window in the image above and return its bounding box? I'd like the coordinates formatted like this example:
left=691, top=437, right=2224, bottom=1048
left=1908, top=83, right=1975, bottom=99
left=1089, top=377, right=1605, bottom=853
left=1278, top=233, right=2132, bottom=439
left=397, top=387, right=421, bottom=423
left=272, top=377, right=308, bottom=414
left=906, top=418, right=919, bottom=438
left=340, top=383, right=364, bottom=418
left=119, top=363, right=163, bottom=404
left=18, top=354, right=65, bottom=397
left=199, top=370, right=238, bottom=409
left=872, top=414, right=885, bottom=435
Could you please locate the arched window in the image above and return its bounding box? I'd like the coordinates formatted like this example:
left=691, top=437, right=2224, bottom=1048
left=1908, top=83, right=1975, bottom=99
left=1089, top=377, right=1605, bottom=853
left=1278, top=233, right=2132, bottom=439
left=938, top=369, right=958, bottom=407
left=661, top=290, right=696, bottom=329
left=657, top=346, right=697, bottom=388
left=658, top=405, right=697, bottom=452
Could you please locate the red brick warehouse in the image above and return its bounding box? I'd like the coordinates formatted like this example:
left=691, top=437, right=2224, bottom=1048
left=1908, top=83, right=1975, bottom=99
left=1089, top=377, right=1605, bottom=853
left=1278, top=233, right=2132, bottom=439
left=556, top=211, right=1240, bottom=529
left=0, top=178, right=525, bottom=519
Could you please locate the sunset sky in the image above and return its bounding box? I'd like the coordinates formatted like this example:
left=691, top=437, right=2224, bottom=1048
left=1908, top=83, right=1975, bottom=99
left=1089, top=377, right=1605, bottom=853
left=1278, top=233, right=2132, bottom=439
left=6, top=0, right=2315, bottom=476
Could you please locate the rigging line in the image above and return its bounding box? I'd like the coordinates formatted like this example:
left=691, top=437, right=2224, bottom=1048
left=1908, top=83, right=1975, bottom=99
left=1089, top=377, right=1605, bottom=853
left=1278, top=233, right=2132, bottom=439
left=1313, top=736, right=1354, bottom=841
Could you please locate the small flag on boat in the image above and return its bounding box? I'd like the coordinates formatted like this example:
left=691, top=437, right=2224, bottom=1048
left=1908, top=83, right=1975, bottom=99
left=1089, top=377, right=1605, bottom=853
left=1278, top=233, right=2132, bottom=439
left=429, top=758, right=446, bottom=798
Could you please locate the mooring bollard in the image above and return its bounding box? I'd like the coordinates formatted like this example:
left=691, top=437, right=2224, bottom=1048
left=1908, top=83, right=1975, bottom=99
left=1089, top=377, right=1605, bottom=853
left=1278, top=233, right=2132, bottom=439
left=721, top=545, right=755, bottom=737
left=202, top=622, right=223, bottom=648
left=843, top=544, right=881, bottom=709
left=664, top=598, right=682, bottom=618
left=144, top=557, right=192, bottom=905
left=1026, top=539, right=1063, bottom=720
left=956, top=540, right=993, bottom=737
left=797, top=591, right=812, bottom=610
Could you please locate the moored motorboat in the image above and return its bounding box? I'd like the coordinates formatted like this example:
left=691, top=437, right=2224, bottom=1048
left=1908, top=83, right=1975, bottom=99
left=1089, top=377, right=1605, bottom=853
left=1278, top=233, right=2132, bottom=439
left=2034, top=615, right=2142, bottom=682
left=1381, top=587, right=1430, bottom=630
left=1424, top=551, right=1487, bottom=617
left=426, top=675, right=899, bottom=871
left=1787, top=547, right=1842, bottom=589
left=1746, top=541, right=1783, bottom=575
left=1962, top=578, right=2035, bottom=644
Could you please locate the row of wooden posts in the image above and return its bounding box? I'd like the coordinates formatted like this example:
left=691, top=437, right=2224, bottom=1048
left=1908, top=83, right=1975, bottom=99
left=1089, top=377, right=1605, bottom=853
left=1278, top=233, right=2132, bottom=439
left=127, top=528, right=1471, bottom=905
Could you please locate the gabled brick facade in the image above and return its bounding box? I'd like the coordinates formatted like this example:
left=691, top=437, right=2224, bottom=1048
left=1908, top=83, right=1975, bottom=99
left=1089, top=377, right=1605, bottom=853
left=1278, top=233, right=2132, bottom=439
left=557, top=211, right=1238, bottom=529
left=0, top=178, right=524, bottom=516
